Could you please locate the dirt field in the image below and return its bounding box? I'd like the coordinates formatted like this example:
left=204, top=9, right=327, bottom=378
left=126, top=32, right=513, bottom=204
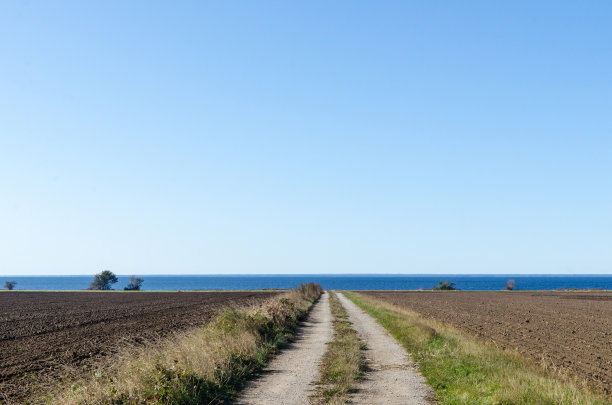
left=0, top=291, right=278, bottom=402
left=361, top=291, right=612, bottom=394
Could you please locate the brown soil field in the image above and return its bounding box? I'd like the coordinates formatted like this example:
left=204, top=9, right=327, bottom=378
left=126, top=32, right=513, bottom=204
left=0, top=291, right=278, bottom=402
left=361, top=291, right=612, bottom=395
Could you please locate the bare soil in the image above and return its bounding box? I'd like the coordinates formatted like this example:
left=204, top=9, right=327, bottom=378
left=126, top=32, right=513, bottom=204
left=361, top=291, right=612, bottom=395
left=0, top=291, right=277, bottom=402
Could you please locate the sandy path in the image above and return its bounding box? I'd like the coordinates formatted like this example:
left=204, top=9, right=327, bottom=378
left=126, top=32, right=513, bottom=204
left=337, top=292, right=433, bottom=404
left=234, top=292, right=333, bottom=405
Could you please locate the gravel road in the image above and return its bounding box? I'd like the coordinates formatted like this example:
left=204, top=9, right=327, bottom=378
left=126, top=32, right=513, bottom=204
left=337, top=292, right=433, bottom=404
left=234, top=292, right=333, bottom=405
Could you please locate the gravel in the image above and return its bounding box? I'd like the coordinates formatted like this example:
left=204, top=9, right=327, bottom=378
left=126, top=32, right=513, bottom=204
left=337, top=292, right=433, bottom=404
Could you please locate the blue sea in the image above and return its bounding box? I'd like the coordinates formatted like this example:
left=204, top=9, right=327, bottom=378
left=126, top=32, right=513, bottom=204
left=2, top=274, right=612, bottom=291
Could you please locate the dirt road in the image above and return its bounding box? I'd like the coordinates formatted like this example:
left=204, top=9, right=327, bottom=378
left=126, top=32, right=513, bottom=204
left=235, top=291, right=433, bottom=404
left=234, top=292, right=333, bottom=405
left=337, top=292, right=433, bottom=404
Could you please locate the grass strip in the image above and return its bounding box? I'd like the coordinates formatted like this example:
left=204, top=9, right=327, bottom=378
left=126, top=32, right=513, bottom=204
left=344, top=292, right=611, bottom=405
left=46, top=283, right=323, bottom=405
left=314, top=291, right=366, bottom=404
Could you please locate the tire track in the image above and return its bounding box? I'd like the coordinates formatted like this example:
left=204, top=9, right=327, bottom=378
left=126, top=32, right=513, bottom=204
left=234, top=292, right=333, bottom=405
left=337, top=292, right=433, bottom=404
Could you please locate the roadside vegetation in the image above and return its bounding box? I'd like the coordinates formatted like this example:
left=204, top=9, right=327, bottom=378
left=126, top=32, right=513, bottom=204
left=344, top=292, right=611, bottom=405
left=46, top=283, right=322, bottom=405
left=314, top=291, right=366, bottom=404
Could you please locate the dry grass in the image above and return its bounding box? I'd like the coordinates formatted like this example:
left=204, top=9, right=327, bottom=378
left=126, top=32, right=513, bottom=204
left=345, top=292, right=611, bottom=405
left=313, top=291, right=366, bottom=404
left=41, top=284, right=323, bottom=405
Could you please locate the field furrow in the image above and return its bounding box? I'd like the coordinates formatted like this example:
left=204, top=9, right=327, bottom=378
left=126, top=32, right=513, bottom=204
left=0, top=291, right=278, bottom=402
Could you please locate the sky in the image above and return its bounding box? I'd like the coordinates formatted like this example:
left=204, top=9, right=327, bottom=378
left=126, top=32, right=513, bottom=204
left=1, top=1, right=611, bottom=275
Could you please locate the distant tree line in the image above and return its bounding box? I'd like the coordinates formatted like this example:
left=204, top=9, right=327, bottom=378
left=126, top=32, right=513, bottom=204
left=431, top=280, right=518, bottom=291
left=87, top=271, right=144, bottom=291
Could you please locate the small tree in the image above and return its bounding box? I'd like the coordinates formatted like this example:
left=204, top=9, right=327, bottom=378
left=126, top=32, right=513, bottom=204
left=504, top=279, right=517, bottom=291
left=434, top=280, right=456, bottom=290
left=88, top=270, right=118, bottom=290
left=124, top=275, right=144, bottom=291
left=4, top=281, right=17, bottom=290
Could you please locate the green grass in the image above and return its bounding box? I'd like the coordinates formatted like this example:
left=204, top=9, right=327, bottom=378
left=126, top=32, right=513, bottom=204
left=344, top=292, right=611, bottom=405
left=42, top=283, right=323, bottom=405
left=314, top=291, right=366, bottom=404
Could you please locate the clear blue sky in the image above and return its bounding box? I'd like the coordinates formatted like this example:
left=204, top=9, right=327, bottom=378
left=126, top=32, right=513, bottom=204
left=1, top=1, right=610, bottom=275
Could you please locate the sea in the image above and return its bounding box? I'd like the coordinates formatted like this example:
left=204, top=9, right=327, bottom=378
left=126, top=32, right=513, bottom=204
left=2, top=274, right=612, bottom=291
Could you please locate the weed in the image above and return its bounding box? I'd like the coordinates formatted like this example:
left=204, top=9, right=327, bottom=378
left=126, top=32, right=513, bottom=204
left=313, top=292, right=366, bottom=404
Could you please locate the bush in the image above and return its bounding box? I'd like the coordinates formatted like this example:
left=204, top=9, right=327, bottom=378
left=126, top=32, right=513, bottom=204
left=434, top=280, right=456, bottom=290
left=4, top=281, right=17, bottom=290
left=124, top=275, right=144, bottom=291
left=87, top=270, right=118, bottom=290
left=297, top=282, right=323, bottom=301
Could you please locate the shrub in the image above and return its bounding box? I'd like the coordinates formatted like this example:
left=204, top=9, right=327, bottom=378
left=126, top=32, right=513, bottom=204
left=87, top=270, right=118, bottom=290
left=297, top=282, right=323, bottom=300
left=124, top=275, right=144, bottom=291
left=434, top=280, right=456, bottom=290
left=4, top=280, right=17, bottom=290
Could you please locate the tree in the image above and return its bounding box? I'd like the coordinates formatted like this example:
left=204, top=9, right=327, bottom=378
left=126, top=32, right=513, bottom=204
left=88, top=270, right=118, bottom=290
left=4, top=281, right=17, bottom=290
left=504, top=280, right=517, bottom=291
left=124, top=275, right=144, bottom=291
left=434, top=280, right=456, bottom=290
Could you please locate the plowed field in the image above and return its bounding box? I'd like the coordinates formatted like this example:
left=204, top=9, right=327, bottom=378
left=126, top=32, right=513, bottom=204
left=362, top=291, right=612, bottom=394
left=0, top=291, right=278, bottom=402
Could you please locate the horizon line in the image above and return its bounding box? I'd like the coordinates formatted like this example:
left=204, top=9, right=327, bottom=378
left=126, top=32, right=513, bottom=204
left=4, top=273, right=612, bottom=277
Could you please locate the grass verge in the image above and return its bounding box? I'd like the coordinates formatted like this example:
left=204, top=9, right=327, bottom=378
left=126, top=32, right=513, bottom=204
left=45, top=283, right=323, bottom=405
left=344, top=292, right=611, bottom=405
left=314, top=291, right=366, bottom=404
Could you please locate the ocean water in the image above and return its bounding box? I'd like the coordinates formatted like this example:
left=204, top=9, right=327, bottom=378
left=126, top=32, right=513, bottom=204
left=2, top=274, right=612, bottom=291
